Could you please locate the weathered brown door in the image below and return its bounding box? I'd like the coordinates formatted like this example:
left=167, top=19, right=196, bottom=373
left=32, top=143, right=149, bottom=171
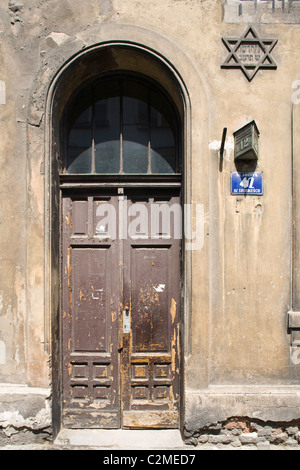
left=61, top=188, right=181, bottom=429
left=61, top=191, right=120, bottom=428
left=121, top=188, right=181, bottom=428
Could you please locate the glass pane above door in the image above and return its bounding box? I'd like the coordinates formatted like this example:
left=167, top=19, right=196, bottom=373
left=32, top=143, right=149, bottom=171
left=65, top=77, right=180, bottom=175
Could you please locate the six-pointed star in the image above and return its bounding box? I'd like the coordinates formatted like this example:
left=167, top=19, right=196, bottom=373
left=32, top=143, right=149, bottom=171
left=221, top=26, right=278, bottom=81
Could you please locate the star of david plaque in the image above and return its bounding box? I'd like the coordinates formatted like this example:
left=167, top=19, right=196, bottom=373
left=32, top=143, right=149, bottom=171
left=221, top=26, right=278, bottom=82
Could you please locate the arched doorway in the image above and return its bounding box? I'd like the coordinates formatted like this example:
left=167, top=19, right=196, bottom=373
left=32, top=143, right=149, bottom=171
left=53, top=48, right=185, bottom=429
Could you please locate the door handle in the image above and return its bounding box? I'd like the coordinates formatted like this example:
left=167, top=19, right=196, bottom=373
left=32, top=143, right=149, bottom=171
left=123, top=307, right=131, bottom=334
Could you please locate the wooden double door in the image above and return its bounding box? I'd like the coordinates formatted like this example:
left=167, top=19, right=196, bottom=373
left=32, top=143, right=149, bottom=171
left=61, top=187, right=181, bottom=429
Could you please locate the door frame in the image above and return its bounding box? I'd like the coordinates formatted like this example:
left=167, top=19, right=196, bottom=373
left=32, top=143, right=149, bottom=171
left=42, top=36, right=201, bottom=438
left=60, top=187, right=182, bottom=429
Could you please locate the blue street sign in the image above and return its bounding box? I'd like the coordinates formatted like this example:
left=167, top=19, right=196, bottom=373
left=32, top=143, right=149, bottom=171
left=231, top=172, right=263, bottom=195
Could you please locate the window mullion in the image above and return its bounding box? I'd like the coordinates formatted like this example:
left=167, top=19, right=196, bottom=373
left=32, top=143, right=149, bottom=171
left=120, top=80, right=124, bottom=174
left=91, top=84, right=95, bottom=174
left=148, top=87, right=151, bottom=174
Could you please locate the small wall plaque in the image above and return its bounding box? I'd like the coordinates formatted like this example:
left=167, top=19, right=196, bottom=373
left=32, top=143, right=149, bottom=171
left=231, top=172, right=263, bottom=195
left=221, top=26, right=278, bottom=82
left=233, top=120, right=260, bottom=161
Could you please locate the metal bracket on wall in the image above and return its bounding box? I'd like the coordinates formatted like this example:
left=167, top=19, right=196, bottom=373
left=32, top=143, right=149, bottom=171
left=288, top=310, right=300, bottom=347
left=219, top=127, right=227, bottom=172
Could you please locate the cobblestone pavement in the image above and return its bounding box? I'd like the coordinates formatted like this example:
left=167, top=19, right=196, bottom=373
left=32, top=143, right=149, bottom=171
left=1, top=443, right=300, bottom=450
left=1, top=428, right=299, bottom=451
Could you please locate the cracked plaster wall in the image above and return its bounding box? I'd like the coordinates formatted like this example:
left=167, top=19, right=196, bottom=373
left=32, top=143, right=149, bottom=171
left=0, top=0, right=300, bottom=438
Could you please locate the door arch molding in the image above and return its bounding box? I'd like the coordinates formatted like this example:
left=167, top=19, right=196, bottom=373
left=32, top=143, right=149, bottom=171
left=28, top=26, right=210, bottom=436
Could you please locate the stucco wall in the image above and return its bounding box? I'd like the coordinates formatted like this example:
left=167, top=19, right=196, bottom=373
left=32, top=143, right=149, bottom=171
left=0, top=0, right=299, bottom=439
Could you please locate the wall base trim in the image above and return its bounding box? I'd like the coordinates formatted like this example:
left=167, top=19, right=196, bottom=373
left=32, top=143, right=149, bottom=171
left=185, top=385, right=300, bottom=431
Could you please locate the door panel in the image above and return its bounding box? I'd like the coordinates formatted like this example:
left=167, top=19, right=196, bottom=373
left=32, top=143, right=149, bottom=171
left=122, top=190, right=181, bottom=428
left=61, top=189, right=181, bottom=429
left=131, top=246, right=170, bottom=353
left=72, top=248, right=109, bottom=352
left=62, top=194, right=120, bottom=428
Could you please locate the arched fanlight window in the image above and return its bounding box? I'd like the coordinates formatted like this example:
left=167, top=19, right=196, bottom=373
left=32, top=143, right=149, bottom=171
left=65, top=76, right=181, bottom=174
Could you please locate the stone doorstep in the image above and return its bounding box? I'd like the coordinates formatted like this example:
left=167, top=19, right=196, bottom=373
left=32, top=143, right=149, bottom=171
left=55, top=428, right=185, bottom=449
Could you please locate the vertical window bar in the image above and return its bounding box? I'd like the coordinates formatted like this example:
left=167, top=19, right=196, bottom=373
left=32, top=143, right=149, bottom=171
left=148, top=86, right=151, bottom=174
left=91, top=83, right=96, bottom=174
left=120, top=80, right=124, bottom=174
left=175, top=106, right=179, bottom=174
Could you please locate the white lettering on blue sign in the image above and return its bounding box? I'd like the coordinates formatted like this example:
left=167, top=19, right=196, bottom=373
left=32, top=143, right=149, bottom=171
left=231, top=172, right=263, bottom=195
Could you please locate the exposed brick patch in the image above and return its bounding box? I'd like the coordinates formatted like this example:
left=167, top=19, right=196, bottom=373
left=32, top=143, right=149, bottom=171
left=184, top=417, right=300, bottom=448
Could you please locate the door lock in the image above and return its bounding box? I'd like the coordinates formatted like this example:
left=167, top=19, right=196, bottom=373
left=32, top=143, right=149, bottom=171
left=123, top=307, right=131, bottom=334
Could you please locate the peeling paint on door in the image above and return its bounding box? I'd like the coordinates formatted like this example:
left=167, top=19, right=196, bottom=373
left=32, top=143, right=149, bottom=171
left=61, top=190, right=181, bottom=429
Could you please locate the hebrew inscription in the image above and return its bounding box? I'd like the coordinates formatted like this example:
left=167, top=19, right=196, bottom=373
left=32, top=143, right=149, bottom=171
left=221, top=25, right=278, bottom=81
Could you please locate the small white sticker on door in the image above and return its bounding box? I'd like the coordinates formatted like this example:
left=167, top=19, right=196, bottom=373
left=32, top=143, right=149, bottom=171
left=154, top=284, right=165, bottom=292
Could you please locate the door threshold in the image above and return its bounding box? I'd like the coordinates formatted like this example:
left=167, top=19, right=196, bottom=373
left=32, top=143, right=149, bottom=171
left=54, top=428, right=184, bottom=449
